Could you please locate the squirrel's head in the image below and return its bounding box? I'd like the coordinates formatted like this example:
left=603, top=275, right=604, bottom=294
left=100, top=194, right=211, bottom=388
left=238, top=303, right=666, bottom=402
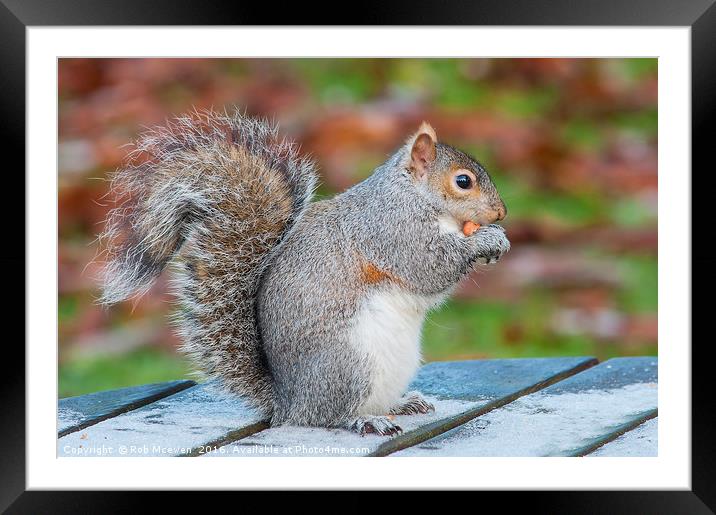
left=405, top=122, right=507, bottom=227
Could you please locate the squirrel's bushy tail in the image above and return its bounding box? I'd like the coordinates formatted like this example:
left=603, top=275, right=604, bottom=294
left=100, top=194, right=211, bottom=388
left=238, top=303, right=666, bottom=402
left=99, top=109, right=316, bottom=412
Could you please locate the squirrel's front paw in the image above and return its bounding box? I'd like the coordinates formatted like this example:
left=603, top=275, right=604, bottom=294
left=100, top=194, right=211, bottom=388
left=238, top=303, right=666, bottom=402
left=473, top=224, right=510, bottom=264
left=352, top=416, right=403, bottom=437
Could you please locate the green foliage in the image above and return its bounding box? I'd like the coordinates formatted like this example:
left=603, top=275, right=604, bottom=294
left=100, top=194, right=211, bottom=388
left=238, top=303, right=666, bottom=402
left=613, top=109, right=658, bottom=138
left=561, top=119, right=605, bottom=152
left=489, top=170, right=609, bottom=225
left=59, top=347, right=193, bottom=398
left=493, top=88, right=558, bottom=120
left=58, top=296, right=79, bottom=324
left=610, top=197, right=656, bottom=227
left=429, top=61, right=490, bottom=109
left=292, top=59, right=376, bottom=104
left=617, top=255, right=658, bottom=313
left=423, top=296, right=656, bottom=364
left=622, top=58, right=658, bottom=80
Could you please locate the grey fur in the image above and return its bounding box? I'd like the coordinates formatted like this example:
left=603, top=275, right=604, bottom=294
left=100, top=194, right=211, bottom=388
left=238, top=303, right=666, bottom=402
left=99, top=109, right=316, bottom=411
left=99, top=110, right=510, bottom=434
left=258, top=143, right=510, bottom=430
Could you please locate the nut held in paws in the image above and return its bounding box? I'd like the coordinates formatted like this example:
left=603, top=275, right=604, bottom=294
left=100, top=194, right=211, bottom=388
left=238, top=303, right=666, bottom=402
left=462, top=221, right=481, bottom=236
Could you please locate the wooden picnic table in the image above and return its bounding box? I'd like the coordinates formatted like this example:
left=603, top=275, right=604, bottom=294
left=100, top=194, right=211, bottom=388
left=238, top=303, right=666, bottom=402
left=57, top=356, right=657, bottom=457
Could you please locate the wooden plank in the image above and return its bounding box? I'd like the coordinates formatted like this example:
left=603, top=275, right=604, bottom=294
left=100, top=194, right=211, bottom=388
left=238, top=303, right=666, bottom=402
left=58, top=381, right=267, bottom=456
left=393, top=357, right=657, bottom=457
left=588, top=417, right=658, bottom=457
left=58, top=379, right=196, bottom=437
left=203, top=356, right=597, bottom=458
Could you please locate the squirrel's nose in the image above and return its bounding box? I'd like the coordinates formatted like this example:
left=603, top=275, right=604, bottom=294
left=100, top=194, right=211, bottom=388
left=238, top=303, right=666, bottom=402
left=478, top=202, right=507, bottom=225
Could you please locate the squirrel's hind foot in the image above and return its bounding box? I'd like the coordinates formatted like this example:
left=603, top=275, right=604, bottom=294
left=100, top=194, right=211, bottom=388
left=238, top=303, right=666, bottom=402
left=352, top=416, right=403, bottom=437
left=390, top=391, right=435, bottom=415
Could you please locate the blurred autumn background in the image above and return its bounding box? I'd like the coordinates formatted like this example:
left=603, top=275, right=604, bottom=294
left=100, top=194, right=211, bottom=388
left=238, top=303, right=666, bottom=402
left=58, top=58, right=657, bottom=397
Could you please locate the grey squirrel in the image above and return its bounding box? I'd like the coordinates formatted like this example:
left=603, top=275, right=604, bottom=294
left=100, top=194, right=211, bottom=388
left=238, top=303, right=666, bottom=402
left=99, top=109, right=510, bottom=436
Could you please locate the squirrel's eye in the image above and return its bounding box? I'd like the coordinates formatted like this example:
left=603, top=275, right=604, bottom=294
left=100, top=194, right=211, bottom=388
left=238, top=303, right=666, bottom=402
left=455, top=174, right=472, bottom=190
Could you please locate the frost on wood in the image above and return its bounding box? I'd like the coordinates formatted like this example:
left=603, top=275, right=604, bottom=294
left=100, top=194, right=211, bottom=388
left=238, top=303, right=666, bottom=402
left=590, top=417, right=657, bottom=457
left=58, top=379, right=195, bottom=436
left=58, top=381, right=263, bottom=457
left=203, top=398, right=476, bottom=457
left=58, top=407, right=85, bottom=433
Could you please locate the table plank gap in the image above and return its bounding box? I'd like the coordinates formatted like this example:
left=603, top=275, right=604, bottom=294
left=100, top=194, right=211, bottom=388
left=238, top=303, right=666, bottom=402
left=583, top=416, right=658, bottom=457
left=182, top=420, right=270, bottom=457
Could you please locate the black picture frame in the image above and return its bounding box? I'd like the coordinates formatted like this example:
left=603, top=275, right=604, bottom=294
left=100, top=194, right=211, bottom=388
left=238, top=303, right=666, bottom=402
left=6, top=0, right=712, bottom=511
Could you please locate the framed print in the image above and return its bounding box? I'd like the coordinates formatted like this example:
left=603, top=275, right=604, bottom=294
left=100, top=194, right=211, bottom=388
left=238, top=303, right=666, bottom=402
left=7, top=0, right=713, bottom=511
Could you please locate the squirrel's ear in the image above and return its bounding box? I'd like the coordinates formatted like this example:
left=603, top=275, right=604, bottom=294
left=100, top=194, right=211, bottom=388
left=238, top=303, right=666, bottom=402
left=409, top=123, right=437, bottom=179
left=417, top=121, right=437, bottom=143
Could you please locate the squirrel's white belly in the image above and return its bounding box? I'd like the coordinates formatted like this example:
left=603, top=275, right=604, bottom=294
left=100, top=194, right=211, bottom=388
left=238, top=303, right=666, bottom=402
left=352, top=288, right=442, bottom=415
